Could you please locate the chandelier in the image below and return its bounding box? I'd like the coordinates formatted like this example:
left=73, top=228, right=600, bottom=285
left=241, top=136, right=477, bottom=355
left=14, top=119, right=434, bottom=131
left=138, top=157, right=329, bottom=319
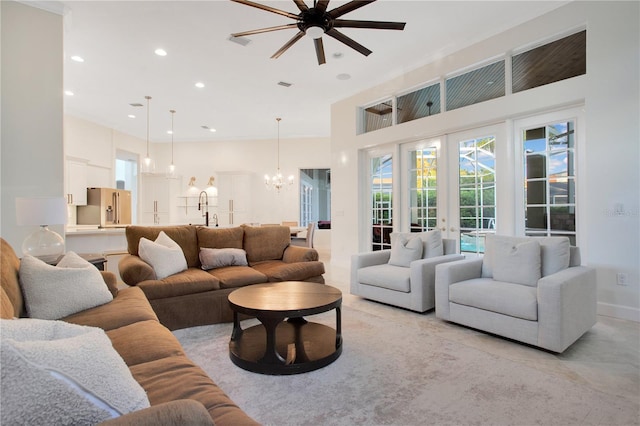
left=264, top=117, right=294, bottom=192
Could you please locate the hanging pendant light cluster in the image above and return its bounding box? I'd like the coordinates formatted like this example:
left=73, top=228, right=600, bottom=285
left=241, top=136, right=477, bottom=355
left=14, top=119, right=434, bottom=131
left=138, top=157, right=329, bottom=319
left=167, top=109, right=176, bottom=177
left=142, top=95, right=155, bottom=173
left=264, top=117, right=294, bottom=192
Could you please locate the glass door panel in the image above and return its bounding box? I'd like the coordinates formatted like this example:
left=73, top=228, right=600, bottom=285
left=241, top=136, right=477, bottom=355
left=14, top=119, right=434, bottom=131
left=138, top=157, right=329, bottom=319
left=371, top=154, right=393, bottom=251
left=407, top=147, right=438, bottom=232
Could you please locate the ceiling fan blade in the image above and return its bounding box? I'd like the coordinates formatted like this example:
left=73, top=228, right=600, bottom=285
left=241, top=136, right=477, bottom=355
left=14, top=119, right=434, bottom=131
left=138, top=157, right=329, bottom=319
left=326, top=28, right=372, bottom=56
left=333, top=19, right=406, bottom=31
left=231, top=0, right=299, bottom=20
left=315, top=0, right=330, bottom=13
left=232, top=23, right=298, bottom=37
left=293, top=0, right=309, bottom=11
left=328, top=0, right=376, bottom=19
left=314, top=37, right=326, bottom=65
left=271, top=31, right=305, bottom=59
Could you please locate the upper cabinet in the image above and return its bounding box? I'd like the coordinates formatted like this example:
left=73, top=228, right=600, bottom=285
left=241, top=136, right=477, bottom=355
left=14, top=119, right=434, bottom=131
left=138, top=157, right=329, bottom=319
left=66, top=157, right=88, bottom=205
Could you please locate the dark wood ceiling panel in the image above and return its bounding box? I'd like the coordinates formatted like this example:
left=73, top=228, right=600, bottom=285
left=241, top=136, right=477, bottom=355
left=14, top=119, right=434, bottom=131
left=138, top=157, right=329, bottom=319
left=446, top=61, right=506, bottom=111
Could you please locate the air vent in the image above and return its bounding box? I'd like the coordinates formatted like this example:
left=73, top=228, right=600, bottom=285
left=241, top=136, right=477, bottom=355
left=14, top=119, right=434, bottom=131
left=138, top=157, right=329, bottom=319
left=228, top=36, right=251, bottom=47
left=278, top=81, right=292, bottom=87
left=129, top=103, right=144, bottom=107
left=201, top=125, right=210, bottom=129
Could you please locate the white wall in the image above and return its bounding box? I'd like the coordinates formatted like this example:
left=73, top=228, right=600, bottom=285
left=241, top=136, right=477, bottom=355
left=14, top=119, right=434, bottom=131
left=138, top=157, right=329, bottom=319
left=1, top=1, right=64, bottom=251
left=330, top=2, right=639, bottom=321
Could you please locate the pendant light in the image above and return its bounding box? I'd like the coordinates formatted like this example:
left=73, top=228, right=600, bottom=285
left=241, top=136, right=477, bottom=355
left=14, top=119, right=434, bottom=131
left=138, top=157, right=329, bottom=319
left=264, top=117, right=294, bottom=192
left=142, top=95, right=154, bottom=173
left=167, top=109, right=176, bottom=177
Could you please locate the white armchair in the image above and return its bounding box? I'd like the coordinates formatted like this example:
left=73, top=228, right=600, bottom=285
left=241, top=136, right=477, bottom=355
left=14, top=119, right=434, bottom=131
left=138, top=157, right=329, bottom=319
left=351, top=230, right=464, bottom=312
left=435, top=235, right=597, bottom=353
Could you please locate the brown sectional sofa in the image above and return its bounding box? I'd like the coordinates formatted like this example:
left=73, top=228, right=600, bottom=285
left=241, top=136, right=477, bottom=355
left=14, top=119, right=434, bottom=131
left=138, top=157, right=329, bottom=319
left=119, top=224, right=325, bottom=330
left=0, top=238, right=258, bottom=425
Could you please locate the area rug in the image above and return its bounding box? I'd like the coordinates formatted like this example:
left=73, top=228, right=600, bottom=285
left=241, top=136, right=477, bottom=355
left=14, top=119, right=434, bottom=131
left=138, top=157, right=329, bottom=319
left=173, top=306, right=637, bottom=426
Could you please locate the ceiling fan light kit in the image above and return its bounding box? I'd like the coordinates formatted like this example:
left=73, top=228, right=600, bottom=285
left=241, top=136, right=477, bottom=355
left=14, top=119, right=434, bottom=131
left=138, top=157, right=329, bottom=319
left=231, top=0, right=406, bottom=65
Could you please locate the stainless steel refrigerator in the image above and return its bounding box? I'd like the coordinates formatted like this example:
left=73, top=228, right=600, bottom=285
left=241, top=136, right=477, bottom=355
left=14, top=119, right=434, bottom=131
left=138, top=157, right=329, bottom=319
left=77, top=187, right=132, bottom=227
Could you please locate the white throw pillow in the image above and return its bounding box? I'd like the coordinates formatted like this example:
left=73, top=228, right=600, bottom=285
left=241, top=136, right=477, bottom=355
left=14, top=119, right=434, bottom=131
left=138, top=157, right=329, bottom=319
left=0, top=318, right=150, bottom=425
left=492, top=238, right=541, bottom=287
left=390, top=229, right=443, bottom=259
left=388, top=235, right=423, bottom=267
left=483, top=235, right=570, bottom=278
left=138, top=231, right=188, bottom=279
left=19, top=254, right=113, bottom=320
left=200, top=247, right=248, bottom=270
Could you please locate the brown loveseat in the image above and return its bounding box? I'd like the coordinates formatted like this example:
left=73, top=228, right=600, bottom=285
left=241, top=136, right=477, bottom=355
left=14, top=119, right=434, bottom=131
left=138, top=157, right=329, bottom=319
left=0, top=238, right=258, bottom=425
left=119, top=224, right=325, bottom=330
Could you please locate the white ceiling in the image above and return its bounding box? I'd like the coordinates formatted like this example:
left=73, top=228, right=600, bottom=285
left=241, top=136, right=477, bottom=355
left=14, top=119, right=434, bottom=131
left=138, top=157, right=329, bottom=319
left=61, top=0, right=567, bottom=142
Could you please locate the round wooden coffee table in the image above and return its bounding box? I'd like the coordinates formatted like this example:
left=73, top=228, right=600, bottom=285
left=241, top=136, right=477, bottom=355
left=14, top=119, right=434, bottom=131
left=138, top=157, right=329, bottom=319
left=228, top=281, right=342, bottom=375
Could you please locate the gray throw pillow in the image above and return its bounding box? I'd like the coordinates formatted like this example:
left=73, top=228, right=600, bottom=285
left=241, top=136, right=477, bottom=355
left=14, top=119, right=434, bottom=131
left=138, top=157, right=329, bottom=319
left=388, top=236, right=423, bottom=267
left=200, top=247, right=248, bottom=270
left=492, top=238, right=541, bottom=286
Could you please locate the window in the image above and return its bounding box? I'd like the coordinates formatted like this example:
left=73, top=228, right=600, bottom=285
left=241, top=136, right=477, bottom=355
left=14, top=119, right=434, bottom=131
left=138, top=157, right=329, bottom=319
left=397, top=83, right=441, bottom=125
left=299, top=169, right=330, bottom=227
left=459, top=136, right=496, bottom=253
left=446, top=61, right=505, bottom=111
left=362, top=100, right=393, bottom=134
left=512, top=30, right=586, bottom=93
left=408, top=147, right=438, bottom=232
left=523, top=121, right=576, bottom=244
left=371, top=154, right=393, bottom=251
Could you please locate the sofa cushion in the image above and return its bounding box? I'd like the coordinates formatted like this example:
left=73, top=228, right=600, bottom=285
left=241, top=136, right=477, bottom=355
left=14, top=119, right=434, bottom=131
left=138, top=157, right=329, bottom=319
left=492, top=238, right=541, bottom=287
left=449, top=278, right=538, bottom=321
left=196, top=226, right=244, bottom=250
left=243, top=225, right=290, bottom=265
left=391, top=229, right=444, bottom=259
left=0, top=318, right=150, bottom=424
left=137, top=268, right=221, bottom=300
left=200, top=248, right=248, bottom=270
left=139, top=231, right=188, bottom=280
left=388, top=235, right=423, bottom=267
left=106, top=319, right=185, bottom=367
left=482, top=235, right=570, bottom=279
left=129, top=355, right=256, bottom=426
left=19, top=254, right=113, bottom=320
left=126, top=225, right=199, bottom=267
left=63, top=286, right=158, bottom=331
left=357, top=264, right=411, bottom=292
left=208, top=266, right=268, bottom=289
left=251, top=260, right=326, bottom=282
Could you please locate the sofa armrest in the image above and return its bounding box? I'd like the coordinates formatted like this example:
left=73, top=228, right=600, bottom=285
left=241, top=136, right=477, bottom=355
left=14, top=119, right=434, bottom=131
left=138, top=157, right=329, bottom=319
left=537, top=265, right=597, bottom=352
left=98, top=400, right=214, bottom=426
left=434, top=258, right=483, bottom=320
left=118, top=254, right=156, bottom=286
left=282, top=245, right=319, bottom=262
left=407, top=254, right=465, bottom=312
left=100, top=271, right=119, bottom=297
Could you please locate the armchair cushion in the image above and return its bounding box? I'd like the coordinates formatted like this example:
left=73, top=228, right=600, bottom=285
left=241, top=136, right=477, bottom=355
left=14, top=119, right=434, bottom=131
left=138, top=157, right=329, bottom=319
left=492, top=238, right=541, bottom=286
left=388, top=235, right=423, bottom=267
left=357, top=264, right=411, bottom=292
left=391, top=229, right=443, bottom=259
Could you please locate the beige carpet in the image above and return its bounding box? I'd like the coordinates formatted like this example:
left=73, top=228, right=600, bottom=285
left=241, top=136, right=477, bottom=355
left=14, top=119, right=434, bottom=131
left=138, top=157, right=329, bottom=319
left=174, top=306, right=639, bottom=426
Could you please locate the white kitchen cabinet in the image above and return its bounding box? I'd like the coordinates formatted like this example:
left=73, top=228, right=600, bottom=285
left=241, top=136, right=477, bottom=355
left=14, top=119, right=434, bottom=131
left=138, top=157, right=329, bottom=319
left=141, top=174, right=180, bottom=225
left=217, top=173, right=252, bottom=226
left=66, top=158, right=88, bottom=205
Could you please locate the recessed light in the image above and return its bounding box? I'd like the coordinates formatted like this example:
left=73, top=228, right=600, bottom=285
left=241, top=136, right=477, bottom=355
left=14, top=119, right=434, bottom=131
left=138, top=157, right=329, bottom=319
left=167, top=130, right=173, bottom=134
left=154, top=48, right=167, bottom=56
left=336, top=73, right=351, bottom=80
left=195, top=82, right=205, bottom=88
left=333, top=52, right=344, bottom=59
left=70, top=55, right=84, bottom=62
left=209, top=128, right=216, bottom=133
left=64, top=90, right=74, bottom=96
left=128, top=114, right=136, bottom=119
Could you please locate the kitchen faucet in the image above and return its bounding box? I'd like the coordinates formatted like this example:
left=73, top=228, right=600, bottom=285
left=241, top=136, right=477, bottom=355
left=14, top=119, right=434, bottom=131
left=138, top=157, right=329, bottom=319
left=198, top=191, right=209, bottom=227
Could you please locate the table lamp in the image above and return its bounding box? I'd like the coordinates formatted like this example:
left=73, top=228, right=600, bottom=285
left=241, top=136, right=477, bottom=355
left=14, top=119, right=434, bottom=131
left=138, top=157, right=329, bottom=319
left=15, top=197, right=67, bottom=257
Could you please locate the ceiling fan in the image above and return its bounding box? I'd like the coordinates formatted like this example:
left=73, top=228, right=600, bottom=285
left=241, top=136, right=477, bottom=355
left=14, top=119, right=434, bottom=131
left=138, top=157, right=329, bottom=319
left=230, top=0, right=406, bottom=65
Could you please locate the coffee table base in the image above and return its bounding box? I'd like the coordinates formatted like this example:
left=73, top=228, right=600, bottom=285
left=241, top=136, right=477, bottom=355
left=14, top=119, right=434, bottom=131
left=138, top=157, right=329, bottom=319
left=229, top=319, right=342, bottom=375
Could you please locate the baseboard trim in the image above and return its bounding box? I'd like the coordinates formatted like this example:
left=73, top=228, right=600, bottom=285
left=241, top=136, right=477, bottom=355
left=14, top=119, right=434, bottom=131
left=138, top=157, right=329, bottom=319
left=597, top=302, right=640, bottom=322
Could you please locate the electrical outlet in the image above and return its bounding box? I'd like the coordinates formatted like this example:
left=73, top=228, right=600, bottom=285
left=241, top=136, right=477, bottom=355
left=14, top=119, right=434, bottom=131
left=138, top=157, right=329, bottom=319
left=616, top=273, right=628, bottom=286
